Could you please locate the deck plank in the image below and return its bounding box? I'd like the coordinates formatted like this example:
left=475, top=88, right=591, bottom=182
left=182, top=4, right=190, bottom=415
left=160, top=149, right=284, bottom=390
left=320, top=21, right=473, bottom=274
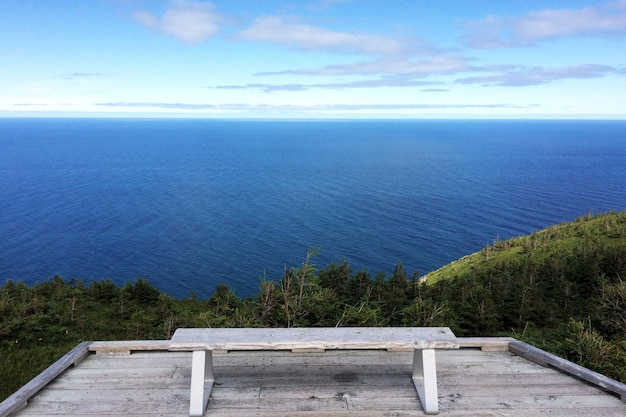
left=10, top=348, right=626, bottom=417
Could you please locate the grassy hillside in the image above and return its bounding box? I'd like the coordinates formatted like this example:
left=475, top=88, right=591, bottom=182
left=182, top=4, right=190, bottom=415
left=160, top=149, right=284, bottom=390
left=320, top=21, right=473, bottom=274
left=424, top=210, right=626, bottom=285
left=419, top=210, right=626, bottom=381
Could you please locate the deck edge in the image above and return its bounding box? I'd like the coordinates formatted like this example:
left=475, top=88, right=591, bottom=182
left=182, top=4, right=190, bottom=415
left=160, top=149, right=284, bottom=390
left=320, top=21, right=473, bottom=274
left=0, top=341, right=91, bottom=417
left=509, top=340, right=626, bottom=402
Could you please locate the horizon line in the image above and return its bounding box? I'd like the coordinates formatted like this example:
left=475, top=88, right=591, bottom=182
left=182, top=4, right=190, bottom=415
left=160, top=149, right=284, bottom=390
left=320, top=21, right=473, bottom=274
left=1, top=112, right=625, bottom=121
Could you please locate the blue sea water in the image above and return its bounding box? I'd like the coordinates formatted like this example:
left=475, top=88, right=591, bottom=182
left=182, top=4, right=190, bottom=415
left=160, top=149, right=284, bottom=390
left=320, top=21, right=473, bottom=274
left=1, top=118, right=625, bottom=298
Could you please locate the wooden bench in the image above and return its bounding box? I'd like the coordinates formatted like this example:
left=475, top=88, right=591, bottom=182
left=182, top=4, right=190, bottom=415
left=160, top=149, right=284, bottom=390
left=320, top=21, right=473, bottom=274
left=169, top=327, right=459, bottom=416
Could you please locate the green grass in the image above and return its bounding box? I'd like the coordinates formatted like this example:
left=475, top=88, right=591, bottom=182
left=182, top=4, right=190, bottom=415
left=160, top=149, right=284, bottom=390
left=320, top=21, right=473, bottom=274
left=423, top=210, right=626, bottom=285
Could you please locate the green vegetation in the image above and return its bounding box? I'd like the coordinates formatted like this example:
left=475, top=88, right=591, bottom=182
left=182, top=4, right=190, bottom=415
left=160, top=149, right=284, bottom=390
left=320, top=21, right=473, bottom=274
left=2, top=210, right=626, bottom=401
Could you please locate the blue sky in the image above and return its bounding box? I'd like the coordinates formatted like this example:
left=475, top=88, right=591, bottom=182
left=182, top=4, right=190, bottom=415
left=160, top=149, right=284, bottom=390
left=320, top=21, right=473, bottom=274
left=2, top=0, right=626, bottom=118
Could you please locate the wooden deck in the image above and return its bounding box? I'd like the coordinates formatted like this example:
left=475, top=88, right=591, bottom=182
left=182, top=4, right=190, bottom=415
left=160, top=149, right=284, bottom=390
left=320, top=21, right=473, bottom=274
left=4, top=340, right=625, bottom=417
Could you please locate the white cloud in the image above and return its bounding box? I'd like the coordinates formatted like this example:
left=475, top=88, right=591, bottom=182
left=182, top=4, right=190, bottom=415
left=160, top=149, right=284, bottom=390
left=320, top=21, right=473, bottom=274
left=237, top=16, right=404, bottom=55
left=133, top=0, right=222, bottom=43
left=455, top=64, right=622, bottom=86
left=255, top=55, right=473, bottom=80
left=321, top=56, right=473, bottom=76
left=211, top=77, right=441, bottom=92
left=460, top=0, right=626, bottom=48
left=96, top=101, right=531, bottom=112
left=57, top=73, right=108, bottom=80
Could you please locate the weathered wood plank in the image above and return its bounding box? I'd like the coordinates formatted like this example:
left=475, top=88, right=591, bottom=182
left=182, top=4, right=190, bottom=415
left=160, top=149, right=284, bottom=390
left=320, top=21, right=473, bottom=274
left=252, top=380, right=618, bottom=401
left=440, top=393, right=625, bottom=410
left=17, top=399, right=186, bottom=415
left=208, top=411, right=475, bottom=417
left=0, top=342, right=91, bottom=417
left=46, top=377, right=190, bottom=390
left=71, top=349, right=528, bottom=377
left=64, top=366, right=180, bottom=379
left=75, top=354, right=191, bottom=369
left=439, top=357, right=558, bottom=375
left=206, top=396, right=350, bottom=412
left=77, top=347, right=500, bottom=366
left=257, top=385, right=417, bottom=400
left=510, top=340, right=626, bottom=401
left=215, top=349, right=511, bottom=365
left=74, top=348, right=511, bottom=372
left=439, top=409, right=626, bottom=417
left=215, top=373, right=586, bottom=391
left=439, top=372, right=591, bottom=387
left=439, top=381, right=617, bottom=398
left=213, top=392, right=621, bottom=413
left=204, top=409, right=626, bottom=417
left=169, top=327, right=459, bottom=351
left=457, top=336, right=515, bottom=351
left=88, top=340, right=171, bottom=355
left=32, top=388, right=191, bottom=403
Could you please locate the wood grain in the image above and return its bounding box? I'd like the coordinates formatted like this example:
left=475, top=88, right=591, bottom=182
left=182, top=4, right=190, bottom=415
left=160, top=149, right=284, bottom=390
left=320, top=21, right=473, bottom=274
left=169, top=327, right=459, bottom=351
left=8, top=347, right=626, bottom=417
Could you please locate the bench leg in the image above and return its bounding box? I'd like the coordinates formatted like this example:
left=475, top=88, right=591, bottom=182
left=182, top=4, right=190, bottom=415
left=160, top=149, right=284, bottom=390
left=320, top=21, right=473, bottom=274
left=190, top=350, right=214, bottom=417
left=412, top=348, right=439, bottom=414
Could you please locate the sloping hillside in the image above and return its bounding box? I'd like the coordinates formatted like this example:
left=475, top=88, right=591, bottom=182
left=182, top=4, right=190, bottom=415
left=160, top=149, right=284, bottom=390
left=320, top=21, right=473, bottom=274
left=424, top=210, right=626, bottom=285
left=419, top=210, right=626, bottom=381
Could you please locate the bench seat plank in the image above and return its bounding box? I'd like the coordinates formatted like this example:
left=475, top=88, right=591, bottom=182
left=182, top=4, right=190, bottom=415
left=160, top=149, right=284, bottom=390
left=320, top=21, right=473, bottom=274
left=169, top=327, right=459, bottom=352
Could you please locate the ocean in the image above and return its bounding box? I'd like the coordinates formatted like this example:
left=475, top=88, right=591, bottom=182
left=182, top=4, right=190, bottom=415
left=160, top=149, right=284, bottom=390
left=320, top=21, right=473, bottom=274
left=1, top=118, right=625, bottom=298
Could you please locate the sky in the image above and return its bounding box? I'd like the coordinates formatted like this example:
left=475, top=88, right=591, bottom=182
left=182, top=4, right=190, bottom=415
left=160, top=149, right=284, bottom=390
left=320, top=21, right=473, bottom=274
left=1, top=0, right=626, bottom=118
